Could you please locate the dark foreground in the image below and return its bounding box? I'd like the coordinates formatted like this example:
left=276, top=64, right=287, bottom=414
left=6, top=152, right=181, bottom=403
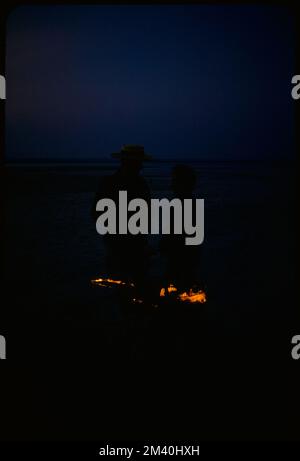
left=1, top=160, right=299, bottom=440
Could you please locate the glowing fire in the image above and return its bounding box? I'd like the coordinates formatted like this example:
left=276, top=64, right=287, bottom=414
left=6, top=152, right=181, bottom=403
left=91, top=277, right=135, bottom=288
left=160, top=284, right=206, bottom=304
left=91, top=278, right=206, bottom=305
left=159, top=284, right=177, bottom=297
left=178, top=289, right=206, bottom=303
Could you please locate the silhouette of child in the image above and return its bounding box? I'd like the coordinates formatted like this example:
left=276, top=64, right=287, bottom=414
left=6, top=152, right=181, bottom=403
left=160, top=164, right=202, bottom=291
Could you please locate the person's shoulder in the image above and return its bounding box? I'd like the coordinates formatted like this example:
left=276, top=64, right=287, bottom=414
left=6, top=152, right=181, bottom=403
left=101, top=172, right=120, bottom=185
left=137, top=175, right=150, bottom=195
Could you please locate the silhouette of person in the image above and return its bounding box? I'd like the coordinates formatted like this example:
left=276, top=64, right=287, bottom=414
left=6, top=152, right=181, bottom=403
left=92, top=145, right=152, bottom=291
left=160, top=164, right=202, bottom=291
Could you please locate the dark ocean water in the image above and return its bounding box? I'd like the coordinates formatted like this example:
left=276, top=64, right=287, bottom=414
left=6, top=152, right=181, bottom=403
left=3, top=160, right=297, bottom=334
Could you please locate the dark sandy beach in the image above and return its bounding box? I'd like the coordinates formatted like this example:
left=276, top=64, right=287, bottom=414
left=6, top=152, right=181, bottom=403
left=3, top=160, right=297, bottom=334
left=2, top=159, right=298, bottom=440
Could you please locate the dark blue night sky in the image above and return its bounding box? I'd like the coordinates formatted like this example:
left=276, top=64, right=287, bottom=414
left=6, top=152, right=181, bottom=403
left=5, top=5, right=296, bottom=161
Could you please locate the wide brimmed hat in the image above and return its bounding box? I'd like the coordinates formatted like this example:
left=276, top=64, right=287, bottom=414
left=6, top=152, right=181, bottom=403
left=111, top=145, right=152, bottom=161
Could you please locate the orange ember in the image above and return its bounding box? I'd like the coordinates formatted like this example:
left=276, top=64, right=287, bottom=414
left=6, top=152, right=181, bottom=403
left=91, top=277, right=134, bottom=288
left=159, top=284, right=177, bottom=297
left=160, top=284, right=206, bottom=304
left=91, top=277, right=206, bottom=305
left=178, top=289, right=206, bottom=304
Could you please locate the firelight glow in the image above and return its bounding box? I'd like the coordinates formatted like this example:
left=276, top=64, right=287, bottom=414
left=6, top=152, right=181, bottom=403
left=91, top=277, right=207, bottom=305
